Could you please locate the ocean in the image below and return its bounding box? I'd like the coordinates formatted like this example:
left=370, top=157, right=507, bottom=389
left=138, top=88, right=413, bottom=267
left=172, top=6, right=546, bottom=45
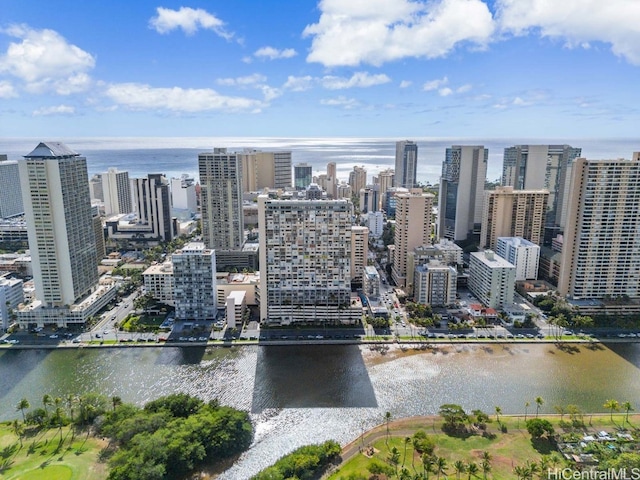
left=1, top=136, right=638, bottom=185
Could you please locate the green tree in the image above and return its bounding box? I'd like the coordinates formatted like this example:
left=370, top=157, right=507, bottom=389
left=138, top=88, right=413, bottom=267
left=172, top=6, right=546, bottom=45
left=467, top=461, right=479, bottom=479
left=12, top=419, right=24, bottom=448
left=112, top=396, right=123, bottom=412
left=402, top=436, right=411, bottom=469
left=524, top=401, right=530, bottom=421
left=554, top=405, right=566, bottom=423
left=16, top=397, right=30, bottom=423
left=439, top=404, right=468, bottom=433
left=526, top=418, right=555, bottom=439
left=388, top=446, right=400, bottom=476
left=604, top=399, right=620, bottom=422
left=434, top=456, right=448, bottom=480
left=453, top=459, right=466, bottom=479
left=42, top=393, right=53, bottom=417
left=494, top=406, right=502, bottom=424
left=623, top=401, right=634, bottom=423
left=384, top=411, right=392, bottom=445
left=534, top=396, right=544, bottom=417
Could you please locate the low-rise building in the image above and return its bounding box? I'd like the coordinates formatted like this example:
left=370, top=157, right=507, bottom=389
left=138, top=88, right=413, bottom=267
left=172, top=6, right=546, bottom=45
left=225, top=291, right=247, bottom=329
left=0, top=275, right=23, bottom=330
left=143, top=261, right=175, bottom=306
left=363, top=266, right=381, bottom=298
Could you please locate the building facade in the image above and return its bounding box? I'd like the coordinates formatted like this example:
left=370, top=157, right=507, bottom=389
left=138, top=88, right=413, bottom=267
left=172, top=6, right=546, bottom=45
left=468, top=250, right=516, bottom=309
left=199, top=148, right=244, bottom=250
left=559, top=155, right=640, bottom=300
left=496, top=237, right=540, bottom=281
left=351, top=226, right=369, bottom=284
left=130, top=174, right=174, bottom=242
left=348, top=166, right=367, bottom=195
left=0, top=159, right=24, bottom=219
left=101, top=168, right=132, bottom=215
left=415, top=260, right=457, bottom=307
left=367, top=211, right=385, bottom=238
left=294, top=162, right=313, bottom=191
left=395, top=140, right=418, bottom=189
left=392, top=189, right=434, bottom=289
left=438, top=145, right=488, bottom=242
left=173, top=242, right=217, bottom=321
left=143, top=261, right=175, bottom=306
left=480, top=186, right=548, bottom=250
left=0, top=275, right=23, bottom=330
left=240, top=150, right=292, bottom=192
left=170, top=175, right=197, bottom=214
left=376, top=168, right=395, bottom=210
left=258, top=196, right=360, bottom=325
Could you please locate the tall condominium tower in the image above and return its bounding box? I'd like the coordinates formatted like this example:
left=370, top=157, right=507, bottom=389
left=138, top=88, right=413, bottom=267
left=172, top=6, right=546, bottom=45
left=438, top=145, right=488, bottom=242
left=480, top=186, right=548, bottom=250
left=199, top=148, right=244, bottom=250
left=101, top=168, right=132, bottom=215
left=240, top=150, right=292, bottom=192
left=131, top=174, right=174, bottom=242
left=348, top=166, right=367, bottom=195
left=173, top=242, right=217, bottom=321
left=559, top=154, right=640, bottom=300
left=0, top=158, right=24, bottom=218
left=294, top=162, right=313, bottom=191
left=19, top=142, right=98, bottom=307
left=395, top=140, right=418, bottom=188
left=258, top=196, right=360, bottom=325
left=392, top=188, right=434, bottom=289
left=377, top=168, right=394, bottom=210
left=502, top=144, right=581, bottom=227
left=351, top=226, right=369, bottom=284
left=170, top=175, right=197, bottom=214
left=326, top=162, right=338, bottom=198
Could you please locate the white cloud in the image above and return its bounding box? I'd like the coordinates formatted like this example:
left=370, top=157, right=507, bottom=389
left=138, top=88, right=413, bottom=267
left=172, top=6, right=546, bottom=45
left=104, top=83, right=264, bottom=112
left=321, top=72, right=391, bottom=89
left=33, top=104, right=76, bottom=116
left=320, top=96, right=360, bottom=109
left=304, top=0, right=494, bottom=66
left=149, top=7, right=233, bottom=39
left=0, top=80, right=17, bottom=98
left=283, top=75, right=315, bottom=92
left=254, top=46, right=297, bottom=60
left=399, top=80, right=412, bottom=88
left=439, top=87, right=453, bottom=96
left=456, top=84, right=472, bottom=93
left=496, top=0, right=640, bottom=65
left=217, top=74, right=267, bottom=86
left=423, top=76, right=448, bottom=91
left=0, top=25, right=95, bottom=93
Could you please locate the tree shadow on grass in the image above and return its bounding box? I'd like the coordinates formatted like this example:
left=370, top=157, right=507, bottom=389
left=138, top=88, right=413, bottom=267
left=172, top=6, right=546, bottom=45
left=530, top=437, right=555, bottom=454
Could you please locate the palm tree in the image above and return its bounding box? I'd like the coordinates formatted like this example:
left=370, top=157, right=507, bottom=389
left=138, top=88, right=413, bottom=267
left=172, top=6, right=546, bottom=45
left=623, top=401, right=634, bottom=424
left=524, top=401, right=530, bottom=421
left=535, top=396, right=544, bottom=417
left=604, top=399, right=620, bottom=422
left=388, top=447, right=400, bottom=476
left=525, top=460, right=539, bottom=478
left=12, top=419, right=24, bottom=448
left=42, top=394, right=53, bottom=418
left=66, top=394, right=76, bottom=423
left=402, top=436, right=411, bottom=468
left=16, top=398, right=30, bottom=423
left=495, top=406, right=502, bottom=424
left=435, top=456, right=448, bottom=480
left=453, top=459, right=466, bottom=479
left=566, top=404, right=580, bottom=423
left=112, top=396, right=122, bottom=412
left=514, top=465, right=529, bottom=480
left=467, top=461, right=479, bottom=479
left=481, top=459, right=491, bottom=479
left=422, top=454, right=434, bottom=479
left=554, top=405, right=566, bottom=422
left=385, top=411, right=392, bottom=446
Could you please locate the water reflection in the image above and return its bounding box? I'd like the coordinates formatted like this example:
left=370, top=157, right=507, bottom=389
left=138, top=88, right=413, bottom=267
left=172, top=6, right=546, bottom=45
left=252, top=345, right=377, bottom=411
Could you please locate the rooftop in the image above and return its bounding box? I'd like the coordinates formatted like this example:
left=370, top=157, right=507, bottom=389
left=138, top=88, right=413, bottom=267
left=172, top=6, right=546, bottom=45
left=24, top=142, right=79, bottom=158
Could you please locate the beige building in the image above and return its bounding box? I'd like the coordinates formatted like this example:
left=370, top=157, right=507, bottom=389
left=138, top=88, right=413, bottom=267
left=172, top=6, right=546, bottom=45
left=143, top=261, right=175, bottom=306
left=240, top=150, right=292, bottom=192
left=559, top=154, right=640, bottom=300
left=348, top=166, right=367, bottom=195
left=392, top=188, right=434, bottom=290
left=480, top=186, right=548, bottom=250
left=351, top=226, right=369, bottom=283
left=376, top=168, right=395, bottom=210
left=415, top=260, right=457, bottom=307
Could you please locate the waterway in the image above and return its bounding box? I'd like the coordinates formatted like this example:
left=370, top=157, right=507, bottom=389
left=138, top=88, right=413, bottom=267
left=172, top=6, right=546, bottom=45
left=1, top=342, right=640, bottom=478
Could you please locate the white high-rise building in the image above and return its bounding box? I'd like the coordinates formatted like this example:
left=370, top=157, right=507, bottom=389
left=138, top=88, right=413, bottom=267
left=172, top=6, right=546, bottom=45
left=496, top=237, right=540, bottom=281
left=19, top=142, right=99, bottom=307
left=101, top=168, right=132, bottom=215
left=171, top=175, right=197, bottom=214
left=199, top=148, right=244, bottom=251
left=173, top=242, right=217, bottom=321
left=392, top=189, right=434, bottom=289
left=367, top=211, right=385, bottom=238
left=438, top=145, right=488, bottom=241
left=0, top=159, right=24, bottom=218
left=469, top=250, right=516, bottom=309
left=0, top=275, right=23, bottom=330
left=395, top=141, right=418, bottom=188
left=258, top=196, right=360, bottom=325
left=559, top=154, right=640, bottom=300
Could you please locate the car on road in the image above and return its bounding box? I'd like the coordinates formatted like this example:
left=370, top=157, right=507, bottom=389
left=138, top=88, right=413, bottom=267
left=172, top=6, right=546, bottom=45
left=49, top=334, right=58, bottom=339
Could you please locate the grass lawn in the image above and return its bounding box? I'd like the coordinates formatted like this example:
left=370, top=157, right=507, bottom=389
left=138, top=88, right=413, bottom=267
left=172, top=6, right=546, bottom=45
left=0, top=423, right=107, bottom=480
left=328, top=414, right=640, bottom=480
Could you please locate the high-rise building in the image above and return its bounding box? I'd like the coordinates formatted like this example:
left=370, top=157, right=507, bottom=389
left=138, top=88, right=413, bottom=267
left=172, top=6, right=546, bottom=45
left=367, top=211, right=385, bottom=238
left=377, top=168, right=395, bottom=210
left=89, top=174, right=104, bottom=202
left=326, top=162, right=338, bottom=198
left=199, top=148, right=244, bottom=250
left=359, top=185, right=379, bottom=214
left=395, top=140, right=418, bottom=188
left=351, top=226, right=369, bottom=284
left=131, top=174, right=174, bottom=242
left=496, top=237, right=540, bottom=281
left=502, top=144, right=581, bottom=228
left=170, top=175, right=197, bottom=214
left=438, top=145, right=488, bottom=242
left=469, top=250, right=515, bottom=309
left=173, top=242, right=217, bottom=321
left=415, top=260, right=457, bottom=307
left=480, top=186, right=548, bottom=250
left=258, top=196, right=360, bottom=325
left=18, top=142, right=99, bottom=307
left=392, top=188, right=434, bottom=289
left=348, top=166, right=367, bottom=195
left=559, top=154, right=640, bottom=300
left=294, top=162, right=313, bottom=191
left=336, top=183, right=352, bottom=199
left=0, top=158, right=23, bottom=218
left=101, top=168, right=132, bottom=215
left=0, top=275, right=23, bottom=330
left=240, top=150, right=292, bottom=192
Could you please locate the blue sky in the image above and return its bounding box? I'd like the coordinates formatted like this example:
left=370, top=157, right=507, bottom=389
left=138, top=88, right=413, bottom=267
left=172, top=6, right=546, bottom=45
left=1, top=0, right=640, bottom=138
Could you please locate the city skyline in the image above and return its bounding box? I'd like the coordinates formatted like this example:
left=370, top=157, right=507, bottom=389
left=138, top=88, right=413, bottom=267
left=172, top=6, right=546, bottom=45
left=1, top=1, right=640, bottom=138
